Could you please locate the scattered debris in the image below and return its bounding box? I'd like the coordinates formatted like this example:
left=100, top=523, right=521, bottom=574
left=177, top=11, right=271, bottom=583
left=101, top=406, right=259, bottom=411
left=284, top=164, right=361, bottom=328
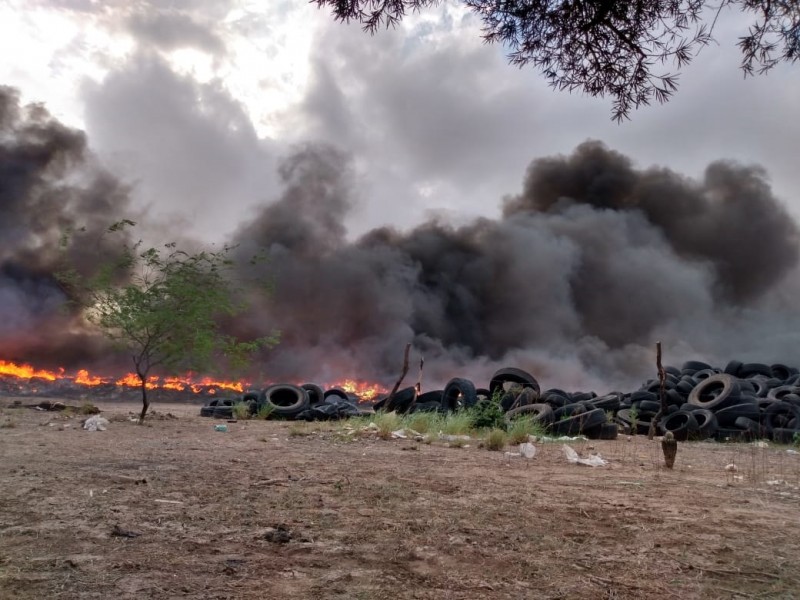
left=213, top=424, right=228, bottom=432
left=111, top=525, right=141, bottom=539
left=503, top=444, right=536, bottom=459
left=264, top=524, right=292, bottom=544
left=154, top=499, right=183, bottom=504
left=725, top=463, right=738, bottom=472
left=83, top=415, right=109, bottom=431
left=563, top=445, right=607, bottom=467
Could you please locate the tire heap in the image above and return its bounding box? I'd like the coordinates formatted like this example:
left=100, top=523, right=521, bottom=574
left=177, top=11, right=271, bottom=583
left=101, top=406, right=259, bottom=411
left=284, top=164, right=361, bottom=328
left=199, top=361, right=800, bottom=443
left=199, top=384, right=370, bottom=421
left=619, top=360, right=800, bottom=443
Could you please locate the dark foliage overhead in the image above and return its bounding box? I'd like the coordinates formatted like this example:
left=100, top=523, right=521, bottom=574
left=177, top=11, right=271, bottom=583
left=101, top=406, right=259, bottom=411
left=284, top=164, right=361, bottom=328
left=313, top=0, right=800, bottom=121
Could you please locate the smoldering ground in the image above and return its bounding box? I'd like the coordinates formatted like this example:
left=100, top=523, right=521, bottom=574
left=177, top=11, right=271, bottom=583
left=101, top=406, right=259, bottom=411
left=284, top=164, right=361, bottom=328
left=2, top=83, right=799, bottom=391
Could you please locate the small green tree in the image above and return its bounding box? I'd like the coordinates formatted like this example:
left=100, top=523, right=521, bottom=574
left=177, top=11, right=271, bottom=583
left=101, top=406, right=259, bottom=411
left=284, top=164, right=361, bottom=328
left=61, top=221, right=278, bottom=422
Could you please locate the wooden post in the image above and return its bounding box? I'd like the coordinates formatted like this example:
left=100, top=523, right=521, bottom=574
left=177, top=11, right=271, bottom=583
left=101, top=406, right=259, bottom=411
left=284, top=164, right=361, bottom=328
left=384, top=343, right=411, bottom=408
left=648, top=341, right=667, bottom=440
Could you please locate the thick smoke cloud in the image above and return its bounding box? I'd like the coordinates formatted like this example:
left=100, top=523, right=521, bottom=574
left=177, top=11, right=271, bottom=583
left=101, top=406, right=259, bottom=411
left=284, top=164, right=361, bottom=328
left=234, top=141, right=800, bottom=390
left=505, top=141, right=800, bottom=303
left=0, top=86, right=130, bottom=367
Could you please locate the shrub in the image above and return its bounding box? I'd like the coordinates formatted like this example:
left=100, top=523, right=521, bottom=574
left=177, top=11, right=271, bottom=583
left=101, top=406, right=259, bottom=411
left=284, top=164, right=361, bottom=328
left=484, top=428, right=508, bottom=451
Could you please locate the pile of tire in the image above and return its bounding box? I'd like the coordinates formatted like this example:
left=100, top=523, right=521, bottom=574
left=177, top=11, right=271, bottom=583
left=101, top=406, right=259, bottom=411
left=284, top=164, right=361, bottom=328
left=621, top=360, right=800, bottom=443
left=370, top=367, right=619, bottom=440
left=199, top=383, right=370, bottom=421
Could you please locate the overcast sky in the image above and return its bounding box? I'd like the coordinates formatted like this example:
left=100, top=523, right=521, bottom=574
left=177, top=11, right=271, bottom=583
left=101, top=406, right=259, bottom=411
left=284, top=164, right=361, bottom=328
left=1, top=0, right=797, bottom=241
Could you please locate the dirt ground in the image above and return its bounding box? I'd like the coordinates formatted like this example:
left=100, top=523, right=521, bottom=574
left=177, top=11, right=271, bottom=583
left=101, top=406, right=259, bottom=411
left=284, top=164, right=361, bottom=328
left=1, top=397, right=799, bottom=600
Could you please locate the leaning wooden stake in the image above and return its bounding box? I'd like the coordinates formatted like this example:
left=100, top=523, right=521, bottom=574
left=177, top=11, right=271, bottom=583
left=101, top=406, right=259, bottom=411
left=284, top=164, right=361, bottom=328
left=648, top=341, right=667, bottom=440
left=384, top=343, right=411, bottom=408
left=407, top=357, right=425, bottom=413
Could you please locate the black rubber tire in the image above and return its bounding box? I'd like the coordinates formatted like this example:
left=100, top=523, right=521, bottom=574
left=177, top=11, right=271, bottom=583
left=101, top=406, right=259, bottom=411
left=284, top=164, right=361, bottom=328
left=597, top=422, right=619, bottom=440
left=475, top=388, right=491, bottom=399
left=715, top=402, right=761, bottom=427
left=675, top=379, right=695, bottom=395
left=417, top=390, right=444, bottom=404
left=552, top=408, right=607, bottom=436
left=770, top=364, right=798, bottom=381
left=740, top=363, right=773, bottom=378
left=659, top=411, right=699, bottom=442
left=553, top=402, right=588, bottom=421
left=635, top=400, right=662, bottom=414
left=692, top=369, right=718, bottom=384
left=688, top=374, right=741, bottom=410
left=212, top=406, right=234, bottom=419
left=260, top=384, right=310, bottom=418
left=502, top=387, right=539, bottom=411
left=734, top=416, right=768, bottom=438
left=489, top=368, right=540, bottom=396
left=302, top=384, right=325, bottom=406
left=571, top=391, right=597, bottom=403
left=589, top=393, right=622, bottom=412
left=630, top=390, right=658, bottom=403
left=384, top=387, right=417, bottom=413
left=504, top=403, right=555, bottom=427
left=724, top=360, right=743, bottom=377
left=409, top=401, right=442, bottom=414
left=541, top=390, right=571, bottom=408
left=768, top=385, right=800, bottom=401
left=442, top=378, right=478, bottom=411
left=691, top=409, right=718, bottom=439
left=324, top=387, right=350, bottom=401
left=765, top=402, right=800, bottom=432
left=681, top=360, right=712, bottom=373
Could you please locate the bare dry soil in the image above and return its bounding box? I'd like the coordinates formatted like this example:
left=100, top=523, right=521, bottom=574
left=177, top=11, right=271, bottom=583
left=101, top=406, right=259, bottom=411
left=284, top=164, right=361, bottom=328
left=1, top=397, right=799, bottom=600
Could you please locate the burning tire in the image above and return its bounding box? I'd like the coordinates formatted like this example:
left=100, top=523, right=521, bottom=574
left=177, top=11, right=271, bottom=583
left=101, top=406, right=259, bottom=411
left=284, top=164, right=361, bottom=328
left=260, top=384, right=310, bottom=418
left=441, top=378, right=478, bottom=411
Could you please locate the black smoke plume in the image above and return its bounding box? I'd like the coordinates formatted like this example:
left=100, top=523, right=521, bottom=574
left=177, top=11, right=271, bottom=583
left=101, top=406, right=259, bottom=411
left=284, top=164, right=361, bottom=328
left=0, top=86, right=131, bottom=368
left=234, top=141, right=800, bottom=390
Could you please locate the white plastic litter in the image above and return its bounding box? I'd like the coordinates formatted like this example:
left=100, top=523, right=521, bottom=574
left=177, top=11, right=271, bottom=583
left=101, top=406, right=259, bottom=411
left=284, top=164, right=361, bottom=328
left=563, top=444, right=607, bottom=467
left=787, top=449, right=799, bottom=455
left=504, top=443, right=537, bottom=459
left=83, top=415, right=109, bottom=432
left=519, top=442, right=536, bottom=458
left=752, top=441, right=769, bottom=448
left=724, top=463, right=738, bottom=472
left=391, top=429, right=408, bottom=439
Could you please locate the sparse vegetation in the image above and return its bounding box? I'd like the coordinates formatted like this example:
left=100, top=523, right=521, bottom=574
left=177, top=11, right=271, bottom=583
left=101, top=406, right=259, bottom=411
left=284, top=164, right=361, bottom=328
left=373, top=411, right=403, bottom=440
left=471, top=390, right=505, bottom=429
left=255, top=403, right=274, bottom=420
left=484, top=428, right=508, bottom=451
left=232, top=402, right=251, bottom=420
left=629, top=406, right=640, bottom=435
left=507, top=416, right=544, bottom=444
left=79, top=402, right=100, bottom=415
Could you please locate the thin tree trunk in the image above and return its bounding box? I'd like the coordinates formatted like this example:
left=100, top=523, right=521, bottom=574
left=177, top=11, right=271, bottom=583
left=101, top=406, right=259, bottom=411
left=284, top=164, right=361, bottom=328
left=138, top=371, right=149, bottom=424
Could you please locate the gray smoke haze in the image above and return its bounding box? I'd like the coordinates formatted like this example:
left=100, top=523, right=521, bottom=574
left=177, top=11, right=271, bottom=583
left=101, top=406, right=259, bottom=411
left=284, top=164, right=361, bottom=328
left=0, top=86, right=131, bottom=367
left=232, top=142, right=800, bottom=391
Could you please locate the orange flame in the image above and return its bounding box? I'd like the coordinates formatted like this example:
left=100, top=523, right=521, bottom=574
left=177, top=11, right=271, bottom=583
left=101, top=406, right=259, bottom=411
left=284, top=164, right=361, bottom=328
left=0, top=359, right=386, bottom=401
left=333, top=379, right=388, bottom=401
left=0, top=360, right=58, bottom=381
